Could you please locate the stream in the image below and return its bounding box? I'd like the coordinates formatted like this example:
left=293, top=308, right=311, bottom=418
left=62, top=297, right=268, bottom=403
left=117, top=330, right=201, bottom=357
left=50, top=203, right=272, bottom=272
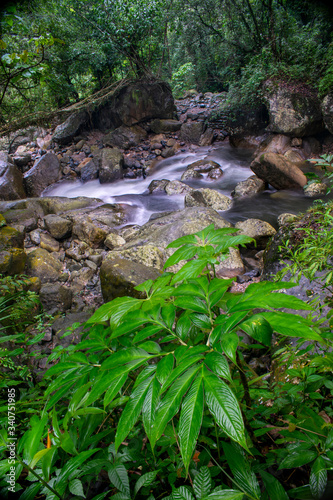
left=44, top=142, right=318, bottom=228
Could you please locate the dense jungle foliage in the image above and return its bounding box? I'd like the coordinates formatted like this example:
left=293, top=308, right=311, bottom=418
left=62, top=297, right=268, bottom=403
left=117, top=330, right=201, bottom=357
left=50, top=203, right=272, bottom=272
left=1, top=0, right=333, bottom=125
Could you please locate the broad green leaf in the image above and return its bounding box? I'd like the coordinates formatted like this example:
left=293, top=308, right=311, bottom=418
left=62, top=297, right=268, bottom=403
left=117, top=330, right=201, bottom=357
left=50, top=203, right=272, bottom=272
left=190, top=313, right=212, bottom=329
left=261, top=312, right=323, bottom=341
left=133, top=324, right=164, bottom=343
left=108, top=464, right=130, bottom=496
left=161, top=354, right=204, bottom=392
left=164, top=244, right=198, bottom=268
left=101, top=348, right=153, bottom=370
left=172, top=486, right=195, bottom=500
left=138, top=341, right=161, bottom=354
left=166, top=234, right=198, bottom=248
left=134, top=470, right=159, bottom=497
left=260, top=471, right=289, bottom=500
left=222, top=443, right=260, bottom=499
left=151, top=365, right=201, bottom=448
left=133, top=365, right=157, bottom=388
left=174, top=296, right=209, bottom=314
left=69, top=478, right=85, bottom=497
left=18, top=483, right=41, bottom=500
left=54, top=449, right=99, bottom=494
left=173, top=283, right=207, bottom=299
left=161, top=303, right=176, bottom=329
left=86, top=296, right=141, bottom=325
left=29, top=447, right=53, bottom=470
left=193, top=466, right=212, bottom=499
left=239, top=315, right=273, bottom=346
left=176, top=313, right=194, bottom=341
left=170, top=259, right=208, bottom=285
left=86, top=367, right=128, bottom=407
left=156, top=354, right=174, bottom=385
left=23, top=415, right=48, bottom=463
left=279, top=450, right=318, bottom=469
left=42, top=446, right=57, bottom=481
left=325, top=429, right=333, bottom=450
left=115, top=376, right=153, bottom=450
left=221, top=333, right=238, bottom=364
left=207, top=491, right=244, bottom=499
left=205, top=352, right=231, bottom=382
left=310, top=456, right=327, bottom=499
left=143, top=378, right=161, bottom=442
left=179, top=375, right=204, bottom=473
left=204, top=371, right=247, bottom=450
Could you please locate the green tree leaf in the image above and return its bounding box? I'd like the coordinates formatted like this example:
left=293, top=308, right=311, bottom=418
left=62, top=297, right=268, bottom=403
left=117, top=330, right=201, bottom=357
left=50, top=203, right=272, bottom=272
left=69, top=478, right=85, bottom=497
left=310, top=456, right=327, bottom=499
left=279, top=450, right=318, bottom=469
left=108, top=464, right=130, bottom=496
left=193, top=466, right=212, bottom=499
left=260, top=471, right=289, bottom=500
left=134, top=470, right=159, bottom=497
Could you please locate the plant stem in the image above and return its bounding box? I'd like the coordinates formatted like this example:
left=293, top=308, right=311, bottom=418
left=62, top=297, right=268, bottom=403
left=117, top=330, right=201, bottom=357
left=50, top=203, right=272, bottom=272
left=15, top=454, right=62, bottom=499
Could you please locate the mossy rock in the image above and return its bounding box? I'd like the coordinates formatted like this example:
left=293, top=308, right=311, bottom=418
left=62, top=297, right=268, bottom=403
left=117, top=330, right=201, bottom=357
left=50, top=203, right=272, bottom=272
left=25, top=248, right=63, bottom=283
left=0, top=226, right=24, bottom=250
left=0, top=248, right=27, bottom=275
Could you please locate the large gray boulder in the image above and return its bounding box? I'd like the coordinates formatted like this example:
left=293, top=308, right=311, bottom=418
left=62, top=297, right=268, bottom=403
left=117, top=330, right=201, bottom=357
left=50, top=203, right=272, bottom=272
left=52, top=110, right=88, bottom=144
left=180, top=122, right=205, bottom=144
left=264, top=82, right=324, bottom=137
left=103, top=125, right=147, bottom=150
left=25, top=248, right=63, bottom=283
left=251, top=153, right=308, bottom=190
left=232, top=175, right=266, bottom=198
left=184, top=188, right=232, bottom=210
left=23, top=153, right=61, bottom=197
left=150, top=119, right=182, bottom=134
left=0, top=159, right=26, bottom=200
left=99, top=148, right=124, bottom=183
left=321, top=93, right=333, bottom=134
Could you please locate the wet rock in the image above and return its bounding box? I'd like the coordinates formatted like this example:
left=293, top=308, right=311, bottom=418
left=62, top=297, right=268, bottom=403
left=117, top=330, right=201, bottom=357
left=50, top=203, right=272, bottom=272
left=100, top=257, right=161, bottom=302
left=53, top=110, right=88, bottom=144
left=180, top=122, right=205, bottom=144
left=0, top=248, right=27, bottom=275
left=303, top=182, right=327, bottom=197
left=215, top=247, right=245, bottom=278
left=26, top=248, right=63, bottom=283
left=207, top=167, right=223, bottom=180
left=29, top=229, right=41, bottom=245
left=0, top=155, right=26, bottom=200
left=165, top=180, right=193, bottom=195
left=321, top=93, right=333, bottom=134
left=250, top=153, right=308, bottom=190
left=13, top=148, right=32, bottom=168
left=104, top=232, right=126, bottom=249
left=283, top=148, right=306, bottom=162
left=150, top=119, right=182, bottom=134
left=38, top=196, right=102, bottom=215
left=65, top=240, right=90, bottom=261
left=259, top=134, right=291, bottom=154
left=264, top=82, right=324, bottom=137
left=232, top=175, right=266, bottom=198
left=0, top=226, right=24, bottom=249
left=23, top=153, right=61, bottom=197
left=199, top=128, right=215, bottom=146
left=78, top=157, right=99, bottom=182
left=235, top=218, right=276, bottom=249
left=277, top=213, right=298, bottom=226
left=185, top=188, right=232, bottom=211
left=72, top=219, right=108, bottom=247
left=39, top=283, right=73, bottom=313
left=40, top=233, right=60, bottom=253
left=99, top=147, right=124, bottom=183
left=181, top=159, right=222, bottom=181
left=148, top=179, right=169, bottom=193
left=44, top=214, right=73, bottom=240
left=103, top=124, right=147, bottom=149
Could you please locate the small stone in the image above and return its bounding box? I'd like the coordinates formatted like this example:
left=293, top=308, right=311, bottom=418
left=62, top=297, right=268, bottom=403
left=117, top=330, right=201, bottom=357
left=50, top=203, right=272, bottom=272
left=105, top=233, right=126, bottom=249
left=40, top=233, right=60, bottom=253
left=29, top=229, right=42, bottom=245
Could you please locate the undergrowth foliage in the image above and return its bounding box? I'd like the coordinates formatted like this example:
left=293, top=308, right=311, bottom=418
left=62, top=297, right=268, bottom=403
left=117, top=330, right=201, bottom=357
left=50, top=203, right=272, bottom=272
left=0, top=225, right=332, bottom=499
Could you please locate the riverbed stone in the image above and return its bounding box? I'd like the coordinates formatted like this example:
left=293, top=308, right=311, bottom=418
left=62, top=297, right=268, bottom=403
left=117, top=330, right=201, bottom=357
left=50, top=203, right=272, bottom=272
left=180, top=122, right=205, bottom=144
left=0, top=161, right=26, bottom=200
left=103, top=124, right=147, bottom=149
left=231, top=175, right=266, bottom=198
left=53, top=110, right=88, bottom=144
left=23, top=153, right=61, bottom=197
left=185, top=188, right=232, bottom=210
left=40, top=233, right=60, bottom=253
left=37, top=196, right=102, bottom=215
left=303, top=182, right=327, bottom=197
left=199, top=128, right=215, bottom=146
left=321, top=93, right=333, bottom=134
left=264, top=82, right=324, bottom=137
left=165, top=180, right=193, bottom=195
left=235, top=218, right=276, bottom=249
left=99, top=147, right=124, bottom=183
left=0, top=248, right=27, bottom=275
left=72, top=219, right=108, bottom=247
left=39, top=283, right=73, bottom=313
left=100, top=256, right=161, bottom=302
left=78, top=158, right=99, bottom=182
left=150, top=119, right=182, bottom=134
left=44, top=214, right=73, bottom=240
left=181, top=159, right=222, bottom=181
left=250, top=153, right=308, bottom=190
left=104, top=232, right=126, bottom=249
left=25, top=248, right=63, bottom=283
left=215, top=247, right=245, bottom=278
left=0, top=226, right=24, bottom=249
left=148, top=179, right=169, bottom=193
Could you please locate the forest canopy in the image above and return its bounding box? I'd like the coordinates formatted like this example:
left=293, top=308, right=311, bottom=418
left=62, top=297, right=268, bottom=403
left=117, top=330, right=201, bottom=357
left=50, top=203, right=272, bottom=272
left=1, top=0, right=333, bottom=125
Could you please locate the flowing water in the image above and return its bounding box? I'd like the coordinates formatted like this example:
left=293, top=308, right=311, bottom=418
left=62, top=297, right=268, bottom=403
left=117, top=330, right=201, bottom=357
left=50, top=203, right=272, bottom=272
left=45, top=142, right=319, bottom=227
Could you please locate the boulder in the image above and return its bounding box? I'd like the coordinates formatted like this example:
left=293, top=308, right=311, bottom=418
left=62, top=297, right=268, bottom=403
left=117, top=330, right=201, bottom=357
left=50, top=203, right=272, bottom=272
left=283, top=149, right=305, bottom=162
left=0, top=155, right=26, bottom=200
left=199, top=128, right=215, bottom=146
left=40, top=233, right=60, bottom=253
left=100, top=257, right=161, bottom=302
left=37, top=196, right=102, bottom=215
left=185, top=188, right=232, bottom=211
left=164, top=180, right=193, bottom=195
left=180, top=122, right=206, bottom=144
left=25, top=248, right=63, bottom=283
left=0, top=248, right=26, bottom=275
left=107, top=207, right=233, bottom=271
left=104, top=232, right=126, bottom=249
left=78, top=158, right=99, bottom=182
left=103, top=124, right=147, bottom=149
left=39, top=283, right=73, bottom=313
left=181, top=159, right=222, bottom=181
left=99, top=148, right=124, bottom=183
left=303, top=182, right=327, bottom=197
left=235, top=218, right=276, bottom=249
left=72, top=219, right=108, bottom=247
left=148, top=179, right=169, bottom=193
left=321, top=93, right=333, bottom=134
left=0, top=226, right=24, bottom=249
left=215, top=247, right=245, bottom=278
left=95, top=80, right=176, bottom=130
left=264, top=82, right=324, bottom=137
left=23, top=153, right=61, bottom=197
left=52, top=110, right=88, bottom=144
left=150, top=119, right=182, bottom=134
left=232, top=175, right=266, bottom=198
left=250, top=153, right=308, bottom=190
left=44, top=214, right=73, bottom=240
